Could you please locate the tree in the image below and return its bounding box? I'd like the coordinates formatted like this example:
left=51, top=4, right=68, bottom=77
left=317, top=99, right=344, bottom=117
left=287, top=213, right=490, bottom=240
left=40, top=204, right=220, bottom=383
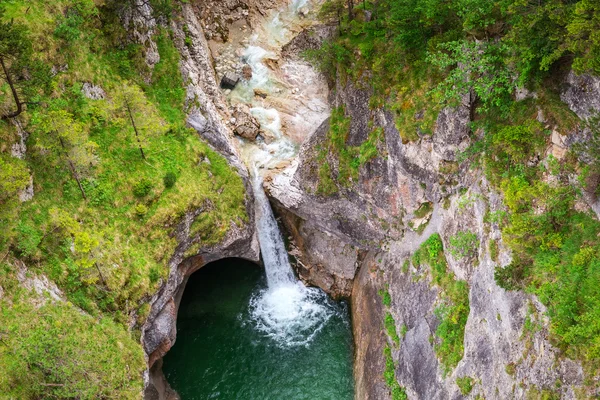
left=34, top=109, right=98, bottom=200
left=114, top=83, right=164, bottom=160
left=320, top=0, right=346, bottom=31
left=0, top=12, right=33, bottom=120
left=0, top=154, right=29, bottom=202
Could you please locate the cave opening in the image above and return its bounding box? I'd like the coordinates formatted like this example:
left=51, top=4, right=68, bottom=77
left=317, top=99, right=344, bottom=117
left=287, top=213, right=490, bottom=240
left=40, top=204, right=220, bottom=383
left=161, top=257, right=354, bottom=399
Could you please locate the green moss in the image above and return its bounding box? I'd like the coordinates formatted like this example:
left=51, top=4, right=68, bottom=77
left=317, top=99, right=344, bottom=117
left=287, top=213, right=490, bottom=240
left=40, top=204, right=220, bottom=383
left=383, top=346, right=408, bottom=400
left=385, top=311, right=401, bottom=346
left=505, top=363, right=516, bottom=376
left=456, top=376, right=476, bottom=395
left=379, top=286, right=392, bottom=307
left=489, top=239, right=499, bottom=262
left=414, top=202, right=433, bottom=219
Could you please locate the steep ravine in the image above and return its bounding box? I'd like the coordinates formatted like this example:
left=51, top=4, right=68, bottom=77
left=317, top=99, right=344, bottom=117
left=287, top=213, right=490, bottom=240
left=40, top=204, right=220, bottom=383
left=136, top=0, right=600, bottom=399
left=140, top=1, right=334, bottom=398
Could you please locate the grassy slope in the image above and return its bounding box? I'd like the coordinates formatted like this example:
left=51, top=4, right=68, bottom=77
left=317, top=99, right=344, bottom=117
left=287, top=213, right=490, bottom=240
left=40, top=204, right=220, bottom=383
left=0, top=0, right=247, bottom=397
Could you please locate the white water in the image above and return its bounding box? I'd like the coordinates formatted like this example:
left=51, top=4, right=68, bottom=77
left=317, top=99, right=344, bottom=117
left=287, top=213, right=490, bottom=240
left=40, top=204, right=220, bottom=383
left=221, top=0, right=335, bottom=347
left=249, top=172, right=335, bottom=347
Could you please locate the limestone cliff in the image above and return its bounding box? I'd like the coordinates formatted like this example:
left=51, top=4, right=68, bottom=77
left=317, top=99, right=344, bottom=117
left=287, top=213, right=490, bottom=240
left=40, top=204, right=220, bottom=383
left=267, top=60, right=600, bottom=399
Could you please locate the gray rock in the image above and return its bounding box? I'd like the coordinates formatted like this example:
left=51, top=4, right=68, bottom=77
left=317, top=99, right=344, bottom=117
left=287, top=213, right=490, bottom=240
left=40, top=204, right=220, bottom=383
left=221, top=72, right=240, bottom=89
left=561, top=70, right=600, bottom=120
left=81, top=82, right=106, bottom=100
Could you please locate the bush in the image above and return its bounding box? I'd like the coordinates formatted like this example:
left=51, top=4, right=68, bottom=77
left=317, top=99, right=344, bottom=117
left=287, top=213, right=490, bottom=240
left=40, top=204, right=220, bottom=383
left=163, top=171, right=177, bottom=189
left=134, top=203, right=148, bottom=217
left=132, top=178, right=154, bottom=197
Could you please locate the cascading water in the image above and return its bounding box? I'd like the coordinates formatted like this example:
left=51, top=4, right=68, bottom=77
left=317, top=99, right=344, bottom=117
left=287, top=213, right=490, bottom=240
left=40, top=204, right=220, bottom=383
left=249, top=171, right=335, bottom=347
left=231, top=0, right=336, bottom=347
left=162, top=1, right=354, bottom=397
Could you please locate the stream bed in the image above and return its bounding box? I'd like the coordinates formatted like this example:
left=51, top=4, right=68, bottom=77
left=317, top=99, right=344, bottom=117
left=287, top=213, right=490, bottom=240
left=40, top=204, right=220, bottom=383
left=162, top=258, right=354, bottom=399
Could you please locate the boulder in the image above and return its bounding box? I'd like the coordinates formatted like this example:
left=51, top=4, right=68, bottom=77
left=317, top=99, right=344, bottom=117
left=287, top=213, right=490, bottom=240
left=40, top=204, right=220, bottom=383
left=232, top=104, right=261, bottom=140
left=242, top=64, right=253, bottom=80
left=220, top=72, right=240, bottom=89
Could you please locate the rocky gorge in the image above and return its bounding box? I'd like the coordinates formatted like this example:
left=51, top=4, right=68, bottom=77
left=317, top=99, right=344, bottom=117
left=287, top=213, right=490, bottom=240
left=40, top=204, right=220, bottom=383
left=2, top=0, right=600, bottom=399
left=135, top=0, right=600, bottom=399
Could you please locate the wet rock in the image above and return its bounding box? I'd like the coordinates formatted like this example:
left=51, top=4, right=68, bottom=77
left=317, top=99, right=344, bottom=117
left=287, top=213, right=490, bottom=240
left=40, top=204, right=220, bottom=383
left=254, top=88, right=268, bottom=98
left=221, top=72, right=240, bottom=89
left=297, top=6, right=309, bottom=18
left=232, top=104, right=261, bottom=140
left=263, top=56, right=279, bottom=70
left=242, top=64, right=253, bottom=80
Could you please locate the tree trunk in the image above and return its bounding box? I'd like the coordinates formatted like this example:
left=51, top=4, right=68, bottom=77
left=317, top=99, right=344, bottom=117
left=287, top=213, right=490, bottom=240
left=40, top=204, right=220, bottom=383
left=347, top=0, right=354, bottom=21
left=125, top=99, right=146, bottom=160
left=0, top=56, right=23, bottom=120
left=58, top=136, right=87, bottom=200
left=94, top=262, right=106, bottom=286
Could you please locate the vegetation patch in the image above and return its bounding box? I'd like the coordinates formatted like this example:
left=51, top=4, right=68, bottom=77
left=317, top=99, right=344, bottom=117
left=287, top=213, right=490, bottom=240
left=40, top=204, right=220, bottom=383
left=0, top=263, right=145, bottom=399
left=412, top=234, right=470, bottom=375
left=383, top=346, right=408, bottom=400
left=385, top=311, right=401, bottom=346
left=316, top=107, right=385, bottom=195
left=448, top=231, right=479, bottom=260
left=0, top=1, right=247, bottom=396
left=456, top=376, right=476, bottom=395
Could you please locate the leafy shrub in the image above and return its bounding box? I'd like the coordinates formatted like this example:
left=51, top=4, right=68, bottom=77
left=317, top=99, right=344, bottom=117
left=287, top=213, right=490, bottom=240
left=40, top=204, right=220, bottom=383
left=163, top=171, right=177, bottom=189
left=135, top=203, right=148, bottom=217
left=15, top=222, right=42, bottom=258
left=132, top=178, right=154, bottom=198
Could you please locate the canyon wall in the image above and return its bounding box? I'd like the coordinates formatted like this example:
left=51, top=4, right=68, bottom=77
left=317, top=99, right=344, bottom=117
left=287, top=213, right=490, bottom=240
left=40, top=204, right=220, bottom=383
left=267, top=48, right=600, bottom=398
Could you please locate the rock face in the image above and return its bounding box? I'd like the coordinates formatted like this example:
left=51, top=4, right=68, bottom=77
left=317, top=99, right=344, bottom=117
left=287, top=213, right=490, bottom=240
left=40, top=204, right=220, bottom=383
left=351, top=254, right=390, bottom=400
left=561, top=71, right=600, bottom=120
left=120, top=0, right=160, bottom=68
left=191, top=0, right=277, bottom=42
left=267, top=69, right=596, bottom=399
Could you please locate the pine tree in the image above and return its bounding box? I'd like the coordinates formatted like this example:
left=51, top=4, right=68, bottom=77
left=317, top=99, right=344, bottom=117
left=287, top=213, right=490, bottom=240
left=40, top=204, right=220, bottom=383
left=0, top=12, right=33, bottom=120
left=34, top=110, right=98, bottom=200
left=114, top=83, right=164, bottom=160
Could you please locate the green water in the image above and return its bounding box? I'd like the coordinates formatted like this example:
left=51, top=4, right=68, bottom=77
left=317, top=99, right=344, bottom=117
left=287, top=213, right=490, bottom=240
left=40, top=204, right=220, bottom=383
left=162, top=258, right=355, bottom=400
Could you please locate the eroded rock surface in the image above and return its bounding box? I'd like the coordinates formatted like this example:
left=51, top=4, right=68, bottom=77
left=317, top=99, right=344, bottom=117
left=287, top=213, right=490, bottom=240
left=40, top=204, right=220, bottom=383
left=267, top=68, right=596, bottom=399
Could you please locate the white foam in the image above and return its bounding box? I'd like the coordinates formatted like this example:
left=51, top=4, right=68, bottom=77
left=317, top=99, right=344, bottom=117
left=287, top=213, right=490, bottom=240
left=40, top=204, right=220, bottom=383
left=249, top=173, right=336, bottom=347
left=249, top=283, right=335, bottom=347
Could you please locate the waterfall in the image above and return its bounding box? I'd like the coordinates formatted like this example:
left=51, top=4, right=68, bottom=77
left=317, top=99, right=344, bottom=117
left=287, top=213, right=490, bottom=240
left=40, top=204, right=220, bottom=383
left=252, top=172, right=296, bottom=287
left=248, top=171, right=336, bottom=347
